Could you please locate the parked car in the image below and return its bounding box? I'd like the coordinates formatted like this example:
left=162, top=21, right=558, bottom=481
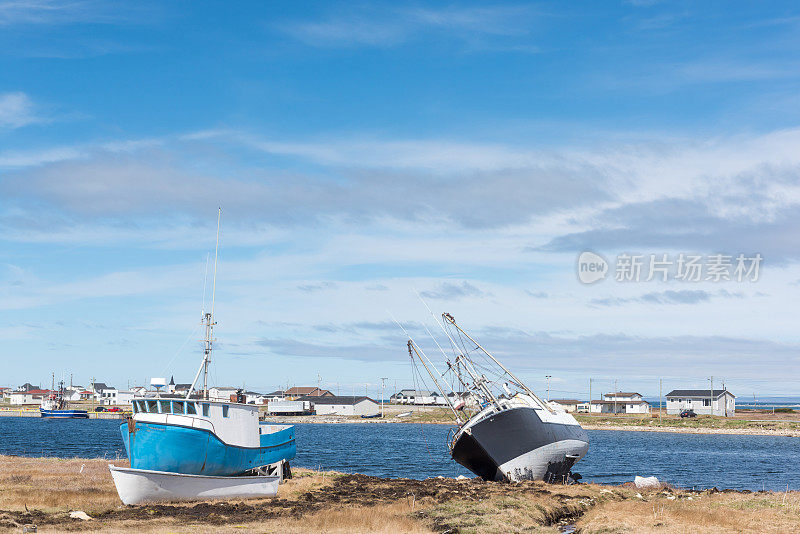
left=94, top=406, right=106, bottom=412
left=680, top=409, right=697, bottom=418
left=106, top=407, right=121, bottom=412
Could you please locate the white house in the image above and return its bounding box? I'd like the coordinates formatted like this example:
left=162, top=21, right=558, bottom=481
left=8, top=389, right=51, bottom=405
left=208, top=386, right=239, bottom=402
left=589, top=392, right=650, bottom=414
left=67, top=389, right=94, bottom=401
left=244, top=391, right=269, bottom=405
left=304, top=396, right=379, bottom=416
left=666, top=389, right=735, bottom=416
left=115, top=390, right=136, bottom=406
left=390, top=389, right=445, bottom=405
left=98, top=387, right=119, bottom=405
left=549, top=399, right=582, bottom=413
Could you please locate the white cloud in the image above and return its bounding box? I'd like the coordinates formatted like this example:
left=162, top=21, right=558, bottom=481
left=0, top=92, right=41, bottom=129
left=278, top=5, right=540, bottom=50
left=0, top=0, right=134, bottom=26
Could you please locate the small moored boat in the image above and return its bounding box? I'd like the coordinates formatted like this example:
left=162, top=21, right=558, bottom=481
left=40, top=380, right=88, bottom=419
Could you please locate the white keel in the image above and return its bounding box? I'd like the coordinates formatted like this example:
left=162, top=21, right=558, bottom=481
left=109, top=465, right=280, bottom=505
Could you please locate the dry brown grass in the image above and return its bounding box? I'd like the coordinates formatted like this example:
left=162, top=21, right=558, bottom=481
left=577, top=490, right=800, bottom=533
left=0, top=455, right=126, bottom=512
left=2, top=455, right=798, bottom=534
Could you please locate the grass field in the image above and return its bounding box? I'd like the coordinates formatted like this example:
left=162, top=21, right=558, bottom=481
left=1, top=455, right=799, bottom=533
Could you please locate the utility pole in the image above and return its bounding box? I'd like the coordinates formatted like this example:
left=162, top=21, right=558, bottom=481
left=709, top=376, right=713, bottom=417
left=722, top=381, right=727, bottom=417
left=546, top=375, right=552, bottom=401
left=659, top=378, right=662, bottom=420
left=380, top=377, right=388, bottom=417
left=588, top=378, right=592, bottom=416
left=614, top=379, right=618, bottom=415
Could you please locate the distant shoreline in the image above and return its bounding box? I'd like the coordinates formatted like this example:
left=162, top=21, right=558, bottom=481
left=579, top=423, right=800, bottom=437
left=261, top=416, right=800, bottom=437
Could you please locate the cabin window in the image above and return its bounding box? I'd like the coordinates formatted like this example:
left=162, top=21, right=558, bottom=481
left=222, top=405, right=229, bottom=418
left=173, top=401, right=185, bottom=414
left=131, top=402, right=138, bottom=414
left=202, top=403, right=209, bottom=417
left=159, top=400, right=171, bottom=414
left=146, top=400, right=158, bottom=413
left=136, top=400, right=146, bottom=413
left=186, top=402, right=197, bottom=415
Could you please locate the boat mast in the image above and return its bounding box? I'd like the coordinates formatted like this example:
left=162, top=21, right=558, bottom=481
left=187, top=208, right=221, bottom=401
left=442, top=313, right=551, bottom=411
left=407, top=340, right=464, bottom=424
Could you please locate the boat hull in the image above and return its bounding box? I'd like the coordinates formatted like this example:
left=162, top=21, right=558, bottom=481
left=40, top=408, right=89, bottom=419
left=121, top=420, right=296, bottom=476
left=451, top=406, right=588, bottom=482
left=108, top=465, right=279, bottom=505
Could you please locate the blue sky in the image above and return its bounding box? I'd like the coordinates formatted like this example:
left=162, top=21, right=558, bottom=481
left=2, top=1, right=800, bottom=399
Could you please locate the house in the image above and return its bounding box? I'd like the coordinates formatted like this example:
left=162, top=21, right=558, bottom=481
left=92, top=383, right=119, bottom=405
left=666, top=389, right=735, bottom=416
left=244, top=391, right=269, bottom=405
left=589, top=392, right=650, bottom=414
left=284, top=386, right=334, bottom=399
left=173, top=383, right=193, bottom=394
left=208, top=386, right=239, bottom=401
left=115, top=390, right=136, bottom=406
left=300, top=395, right=379, bottom=416
left=264, top=390, right=287, bottom=401
left=390, top=389, right=444, bottom=405
left=9, top=389, right=52, bottom=405
left=550, top=399, right=583, bottom=413
left=18, top=383, right=40, bottom=392
left=66, top=389, right=94, bottom=401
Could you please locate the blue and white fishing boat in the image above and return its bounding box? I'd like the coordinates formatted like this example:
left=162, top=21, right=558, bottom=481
left=112, top=209, right=295, bottom=503
left=40, top=381, right=89, bottom=419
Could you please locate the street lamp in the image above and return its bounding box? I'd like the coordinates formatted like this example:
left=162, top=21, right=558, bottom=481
left=545, top=375, right=552, bottom=401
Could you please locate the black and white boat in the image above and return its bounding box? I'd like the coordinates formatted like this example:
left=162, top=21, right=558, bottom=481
left=406, top=313, right=588, bottom=483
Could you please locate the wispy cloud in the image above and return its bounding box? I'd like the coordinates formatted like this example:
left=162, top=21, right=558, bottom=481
left=0, top=92, right=42, bottom=129
left=0, top=0, right=120, bottom=26
left=278, top=5, right=541, bottom=51
left=590, top=289, right=744, bottom=307
left=420, top=281, right=489, bottom=300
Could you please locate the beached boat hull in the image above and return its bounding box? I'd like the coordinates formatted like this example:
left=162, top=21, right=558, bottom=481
left=120, top=420, right=295, bottom=476
left=450, top=406, right=589, bottom=482
left=40, top=408, right=89, bottom=419
left=108, top=465, right=280, bottom=505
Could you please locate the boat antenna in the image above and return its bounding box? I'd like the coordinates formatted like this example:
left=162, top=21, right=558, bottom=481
left=187, top=208, right=222, bottom=400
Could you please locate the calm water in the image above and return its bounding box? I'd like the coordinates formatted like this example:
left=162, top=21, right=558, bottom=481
left=1, top=418, right=797, bottom=491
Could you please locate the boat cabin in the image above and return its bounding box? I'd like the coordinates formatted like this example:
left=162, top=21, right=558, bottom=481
left=131, top=398, right=262, bottom=447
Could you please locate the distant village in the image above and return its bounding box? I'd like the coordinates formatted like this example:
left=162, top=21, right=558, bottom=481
left=0, top=379, right=737, bottom=417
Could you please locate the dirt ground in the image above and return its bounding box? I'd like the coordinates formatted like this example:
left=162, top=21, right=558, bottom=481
left=1, top=455, right=798, bottom=533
